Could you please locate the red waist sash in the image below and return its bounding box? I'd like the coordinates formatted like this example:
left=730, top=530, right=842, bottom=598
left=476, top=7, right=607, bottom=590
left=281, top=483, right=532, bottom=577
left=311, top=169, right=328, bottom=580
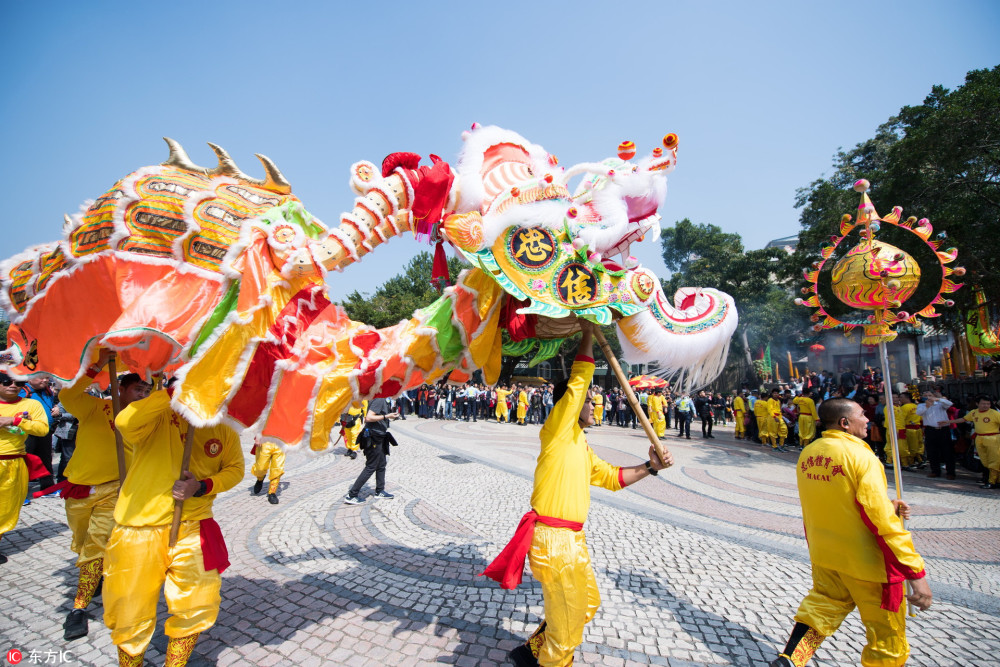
left=59, top=481, right=93, bottom=499
left=199, top=518, right=230, bottom=574
left=480, top=509, right=583, bottom=590
left=0, top=453, right=49, bottom=480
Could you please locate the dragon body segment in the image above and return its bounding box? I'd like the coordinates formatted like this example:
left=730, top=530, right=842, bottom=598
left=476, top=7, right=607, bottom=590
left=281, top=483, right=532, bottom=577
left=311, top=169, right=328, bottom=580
left=1, top=126, right=737, bottom=450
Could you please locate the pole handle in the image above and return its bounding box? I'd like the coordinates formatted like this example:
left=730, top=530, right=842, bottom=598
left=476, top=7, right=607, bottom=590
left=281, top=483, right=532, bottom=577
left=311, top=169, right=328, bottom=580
left=169, top=422, right=196, bottom=547
left=106, top=353, right=128, bottom=488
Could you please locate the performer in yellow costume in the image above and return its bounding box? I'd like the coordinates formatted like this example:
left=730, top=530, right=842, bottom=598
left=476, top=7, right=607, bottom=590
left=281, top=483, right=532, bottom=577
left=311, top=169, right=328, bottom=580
left=754, top=394, right=772, bottom=445
left=884, top=396, right=912, bottom=467
left=899, top=394, right=924, bottom=467
left=792, top=392, right=819, bottom=447
left=251, top=437, right=285, bottom=505
left=733, top=391, right=746, bottom=439
left=947, top=395, right=1000, bottom=488
left=59, top=351, right=151, bottom=640
left=104, top=389, right=244, bottom=667
left=482, top=324, right=672, bottom=667
left=517, top=387, right=529, bottom=425
left=771, top=399, right=931, bottom=667
left=495, top=386, right=512, bottom=423
left=591, top=389, right=603, bottom=427
left=768, top=389, right=788, bottom=450
left=342, top=400, right=367, bottom=460
left=0, top=372, right=49, bottom=565
left=648, top=389, right=666, bottom=438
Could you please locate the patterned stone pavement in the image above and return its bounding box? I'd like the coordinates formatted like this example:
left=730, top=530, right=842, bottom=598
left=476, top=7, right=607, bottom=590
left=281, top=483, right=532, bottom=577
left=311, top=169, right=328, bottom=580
left=2, top=416, right=998, bottom=666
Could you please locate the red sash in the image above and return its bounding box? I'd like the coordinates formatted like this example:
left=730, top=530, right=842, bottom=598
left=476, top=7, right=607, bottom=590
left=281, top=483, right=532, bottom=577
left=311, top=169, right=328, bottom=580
left=881, top=581, right=904, bottom=612
left=58, top=481, right=93, bottom=499
left=0, top=453, right=49, bottom=480
left=480, top=509, right=583, bottom=589
left=199, top=518, right=230, bottom=574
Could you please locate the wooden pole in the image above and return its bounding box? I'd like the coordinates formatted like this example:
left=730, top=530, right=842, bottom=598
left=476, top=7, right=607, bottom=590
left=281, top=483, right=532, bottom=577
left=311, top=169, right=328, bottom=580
left=169, top=423, right=196, bottom=547
left=591, top=327, right=670, bottom=468
left=106, top=354, right=128, bottom=487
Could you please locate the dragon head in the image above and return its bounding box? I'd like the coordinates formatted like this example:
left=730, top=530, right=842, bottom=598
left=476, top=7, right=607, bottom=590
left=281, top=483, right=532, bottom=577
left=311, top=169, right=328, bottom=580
left=439, top=125, right=738, bottom=387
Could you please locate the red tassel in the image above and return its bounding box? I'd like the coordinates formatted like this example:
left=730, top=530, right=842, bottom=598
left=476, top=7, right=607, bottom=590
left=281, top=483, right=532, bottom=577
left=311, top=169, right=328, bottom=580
left=431, top=241, right=450, bottom=291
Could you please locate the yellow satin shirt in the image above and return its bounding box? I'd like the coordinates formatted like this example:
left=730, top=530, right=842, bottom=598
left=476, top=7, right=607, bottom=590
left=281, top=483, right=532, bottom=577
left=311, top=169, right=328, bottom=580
left=965, top=408, right=1000, bottom=435
left=531, top=358, right=622, bottom=524
left=797, top=429, right=925, bottom=583
left=59, top=376, right=128, bottom=486
left=114, top=390, right=244, bottom=527
left=0, top=397, right=49, bottom=455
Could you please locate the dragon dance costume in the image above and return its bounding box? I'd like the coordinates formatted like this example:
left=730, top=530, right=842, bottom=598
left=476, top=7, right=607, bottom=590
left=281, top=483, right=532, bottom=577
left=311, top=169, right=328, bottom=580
left=733, top=395, right=746, bottom=439
left=792, top=396, right=818, bottom=446
left=965, top=408, right=1000, bottom=485
left=647, top=393, right=666, bottom=438
left=251, top=441, right=285, bottom=497
left=58, top=370, right=127, bottom=627
left=776, top=429, right=925, bottom=667
left=0, top=397, right=48, bottom=547
left=754, top=398, right=771, bottom=445
left=495, top=388, right=512, bottom=423
left=483, top=355, right=625, bottom=666
left=768, top=397, right=787, bottom=447
left=104, top=390, right=243, bottom=667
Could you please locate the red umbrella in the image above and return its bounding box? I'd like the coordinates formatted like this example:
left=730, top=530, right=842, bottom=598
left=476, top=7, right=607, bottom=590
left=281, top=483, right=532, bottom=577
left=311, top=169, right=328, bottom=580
left=628, top=375, right=667, bottom=390
left=808, top=344, right=825, bottom=353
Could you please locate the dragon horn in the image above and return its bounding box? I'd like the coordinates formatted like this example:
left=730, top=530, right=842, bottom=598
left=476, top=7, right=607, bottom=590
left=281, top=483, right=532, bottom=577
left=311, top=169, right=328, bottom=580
left=162, top=137, right=206, bottom=173
left=255, top=153, right=292, bottom=194
left=206, top=142, right=242, bottom=178
left=63, top=214, right=74, bottom=230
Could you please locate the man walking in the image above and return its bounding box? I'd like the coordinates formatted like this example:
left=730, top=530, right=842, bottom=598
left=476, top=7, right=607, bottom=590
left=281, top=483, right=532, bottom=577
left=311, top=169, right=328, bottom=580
left=770, top=398, right=931, bottom=667
left=344, top=398, right=399, bottom=504
left=482, top=323, right=672, bottom=666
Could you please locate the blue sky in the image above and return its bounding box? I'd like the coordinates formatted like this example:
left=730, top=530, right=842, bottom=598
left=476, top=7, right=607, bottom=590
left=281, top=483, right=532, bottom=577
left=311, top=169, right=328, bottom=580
left=1, top=1, right=997, bottom=301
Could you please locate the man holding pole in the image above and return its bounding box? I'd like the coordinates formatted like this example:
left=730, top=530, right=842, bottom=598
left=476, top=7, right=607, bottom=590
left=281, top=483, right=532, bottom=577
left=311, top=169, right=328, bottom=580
left=104, top=388, right=244, bottom=667
left=770, top=398, right=931, bottom=667
left=59, top=350, right=151, bottom=640
left=482, top=322, right=673, bottom=667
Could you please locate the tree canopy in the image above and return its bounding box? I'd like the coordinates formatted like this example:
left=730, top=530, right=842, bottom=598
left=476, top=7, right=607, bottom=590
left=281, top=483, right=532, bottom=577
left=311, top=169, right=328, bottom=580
left=789, top=65, right=1000, bottom=321
left=660, top=219, right=804, bottom=381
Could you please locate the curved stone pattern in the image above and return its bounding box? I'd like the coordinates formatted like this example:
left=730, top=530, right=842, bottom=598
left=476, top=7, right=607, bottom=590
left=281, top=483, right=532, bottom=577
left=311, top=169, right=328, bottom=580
left=2, top=418, right=999, bottom=666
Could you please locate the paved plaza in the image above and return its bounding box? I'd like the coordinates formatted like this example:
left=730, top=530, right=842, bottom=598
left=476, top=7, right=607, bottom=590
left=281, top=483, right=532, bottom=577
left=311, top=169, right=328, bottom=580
left=2, top=416, right=999, bottom=666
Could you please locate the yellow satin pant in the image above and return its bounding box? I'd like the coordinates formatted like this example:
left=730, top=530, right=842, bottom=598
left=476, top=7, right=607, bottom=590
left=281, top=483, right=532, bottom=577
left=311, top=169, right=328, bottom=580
left=593, top=405, right=603, bottom=424
left=528, top=524, right=600, bottom=667
left=795, top=565, right=909, bottom=667
left=517, top=405, right=527, bottom=423
left=104, top=521, right=221, bottom=656
left=774, top=419, right=788, bottom=444
left=904, top=428, right=924, bottom=461
left=734, top=412, right=745, bottom=436
left=65, top=480, right=118, bottom=566
left=978, top=434, right=1000, bottom=482
left=650, top=410, right=665, bottom=438
left=251, top=442, right=285, bottom=494
left=344, top=422, right=363, bottom=452
left=496, top=404, right=509, bottom=422
left=757, top=417, right=771, bottom=443
left=0, top=457, right=28, bottom=538
left=798, top=418, right=816, bottom=444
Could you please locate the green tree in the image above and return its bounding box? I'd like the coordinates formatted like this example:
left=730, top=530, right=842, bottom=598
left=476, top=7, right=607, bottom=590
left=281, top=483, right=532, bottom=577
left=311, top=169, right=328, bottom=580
left=339, top=252, right=465, bottom=329
left=790, top=65, right=1000, bottom=325
left=661, top=219, right=806, bottom=382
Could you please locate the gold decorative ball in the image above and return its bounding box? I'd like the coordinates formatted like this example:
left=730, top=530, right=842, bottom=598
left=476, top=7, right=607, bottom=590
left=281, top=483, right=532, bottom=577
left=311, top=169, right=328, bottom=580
left=830, top=241, right=921, bottom=311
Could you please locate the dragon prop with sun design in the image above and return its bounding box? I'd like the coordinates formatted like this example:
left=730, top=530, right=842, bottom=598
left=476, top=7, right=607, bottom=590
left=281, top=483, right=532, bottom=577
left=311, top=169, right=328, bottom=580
left=0, top=124, right=737, bottom=451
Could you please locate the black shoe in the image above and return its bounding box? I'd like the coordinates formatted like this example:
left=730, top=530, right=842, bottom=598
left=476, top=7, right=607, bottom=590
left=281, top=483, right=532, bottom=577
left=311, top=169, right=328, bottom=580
left=686, top=435, right=691, bottom=439
left=373, top=491, right=394, bottom=499
left=508, top=643, right=539, bottom=667
left=268, top=493, right=279, bottom=505
left=253, top=479, right=264, bottom=495
left=981, top=483, right=997, bottom=489
left=708, top=435, right=716, bottom=439
left=63, top=609, right=88, bottom=640
left=344, top=494, right=365, bottom=505
left=348, top=450, right=358, bottom=460
left=0, top=552, right=6, bottom=565
left=769, top=657, right=793, bottom=667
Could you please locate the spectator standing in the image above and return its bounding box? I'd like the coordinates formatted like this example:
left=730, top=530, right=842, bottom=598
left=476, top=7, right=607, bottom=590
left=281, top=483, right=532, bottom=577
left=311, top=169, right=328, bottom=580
left=916, top=391, right=955, bottom=479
